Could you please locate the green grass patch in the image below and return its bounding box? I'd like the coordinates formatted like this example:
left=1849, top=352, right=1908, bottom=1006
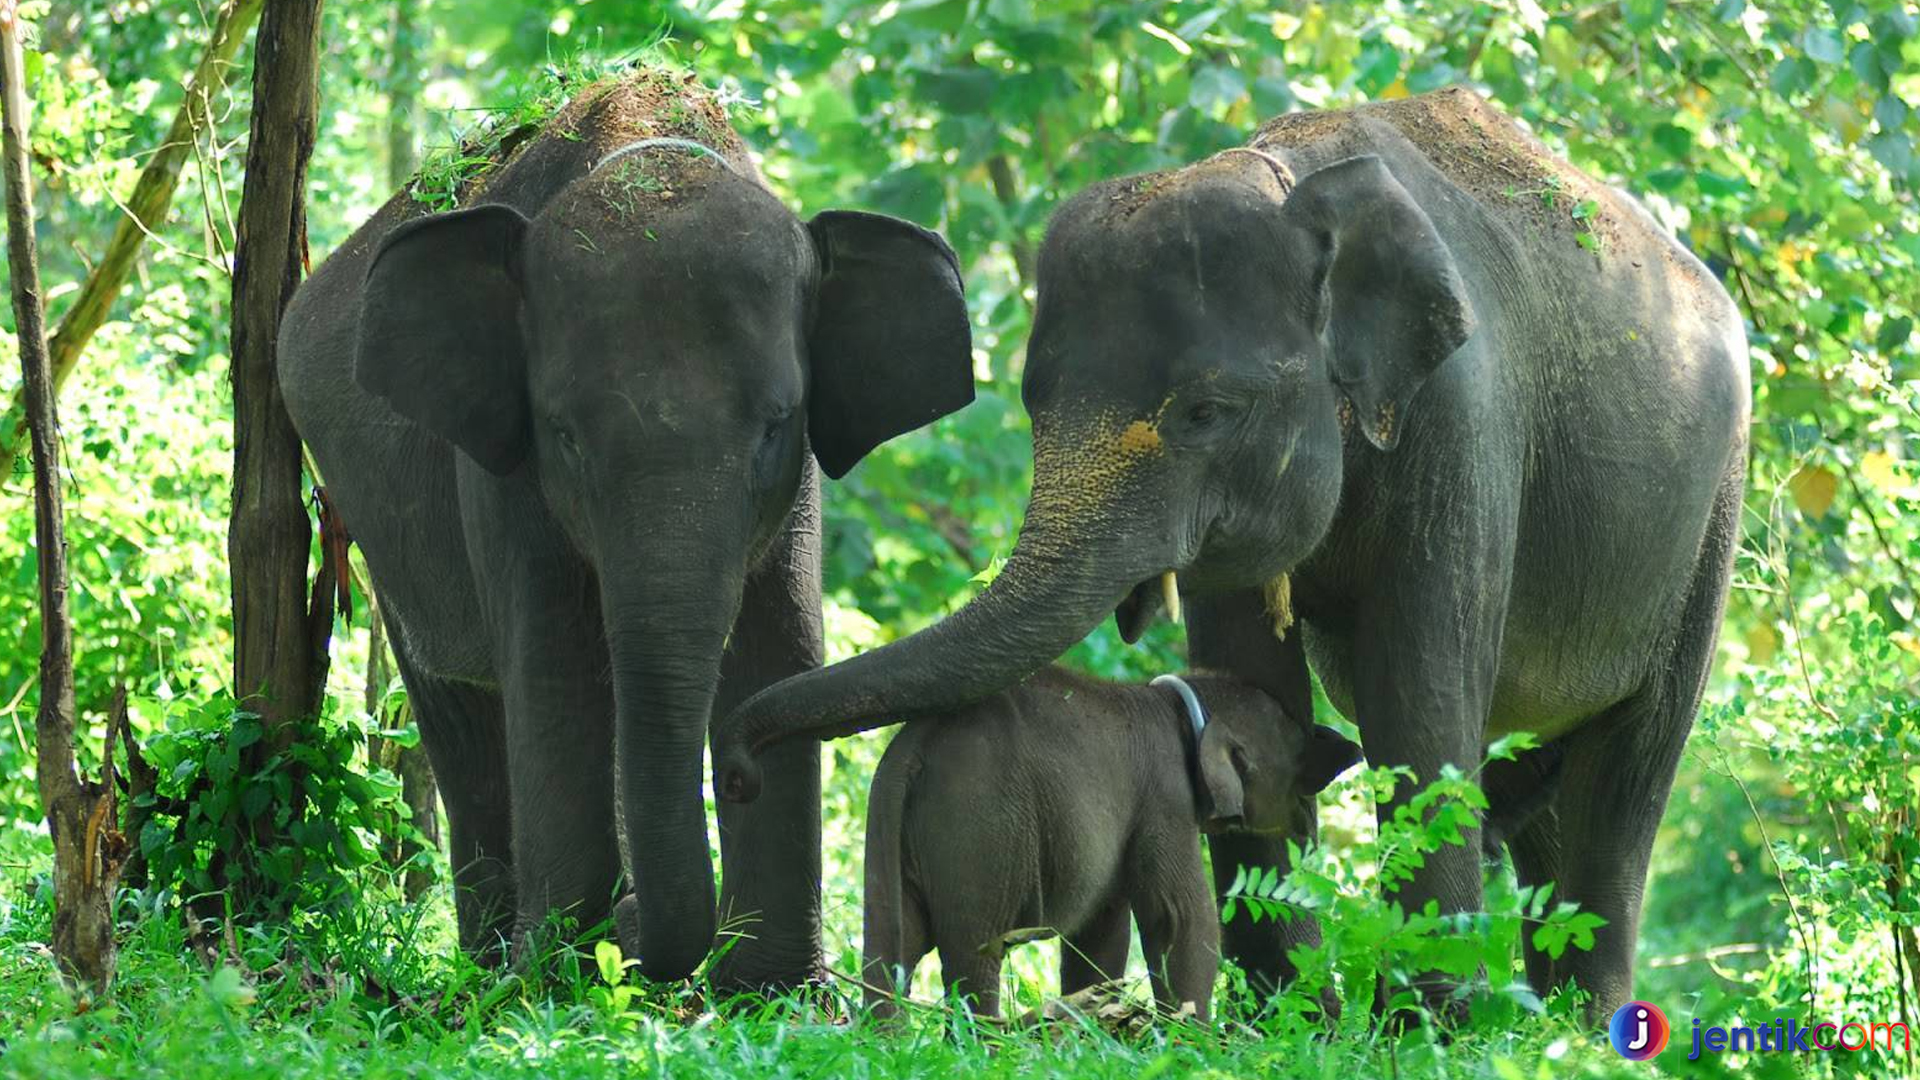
left=0, top=882, right=1641, bottom=1080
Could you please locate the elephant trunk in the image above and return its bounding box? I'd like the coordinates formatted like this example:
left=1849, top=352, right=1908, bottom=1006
left=603, top=563, right=741, bottom=981
left=713, top=487, right=1149, bottom=803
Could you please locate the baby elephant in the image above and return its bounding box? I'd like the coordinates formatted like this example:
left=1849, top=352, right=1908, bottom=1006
left=860, top=666, right=1361, bottom=1022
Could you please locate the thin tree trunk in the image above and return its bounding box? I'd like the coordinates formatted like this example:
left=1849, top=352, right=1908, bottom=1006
left=386, top=0, right=420, bottom=186
left=3, top=0, right=128, bottom=993
left=228, top=0, right=327, bottom=896
left=0, top=0, right=264, bottom=483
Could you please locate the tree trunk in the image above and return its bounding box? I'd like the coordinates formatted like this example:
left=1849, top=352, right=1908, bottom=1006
left=228, top=0, right=328, bottom=890
left=0, top=0, right=264, bottom=483
left=2, top=0, right=128, bottom=994
left=386, top=0, right=420, bottom=186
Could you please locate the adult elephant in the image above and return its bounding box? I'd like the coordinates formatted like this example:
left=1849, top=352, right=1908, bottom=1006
left=716, top=88, right=1748, bottom=1021
left=279, top=71, right=973, bottom=986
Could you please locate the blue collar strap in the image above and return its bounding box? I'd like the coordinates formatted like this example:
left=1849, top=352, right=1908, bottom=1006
left=1151, top=674, right=1208, bottom=741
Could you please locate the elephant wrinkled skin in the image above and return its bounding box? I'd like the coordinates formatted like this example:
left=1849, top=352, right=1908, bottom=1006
left=716, top=88, right=1750, bottom=1022
left=278, top=73, right=973, bottom=986
left=853, top=667, right=1361, bottom=1022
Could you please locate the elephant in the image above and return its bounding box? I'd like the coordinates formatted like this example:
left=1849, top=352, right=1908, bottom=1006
left=851, top=667, right=1360, bottom=1022
left=276, top=71, right=974, bottom=985
left=714, top=88, right=1750, bottom=1022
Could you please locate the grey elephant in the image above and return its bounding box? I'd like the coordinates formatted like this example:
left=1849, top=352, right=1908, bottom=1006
left=716, top=88, right=1749, bottom=1021
left=277, top=71, right=973, bottom=985
left=853, top=667, right=1360, bottom=1022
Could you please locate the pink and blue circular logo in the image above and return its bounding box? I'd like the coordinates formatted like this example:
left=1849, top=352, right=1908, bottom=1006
left=1609, top=1000, right=1671, bottom=1060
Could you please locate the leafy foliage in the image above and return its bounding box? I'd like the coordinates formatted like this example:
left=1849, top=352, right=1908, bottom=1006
left=1222, top=741, right=1609, bottom=1027
left=133, top=691, right=426, bottom=919
left=0, top=1, right=1916, bottom=1077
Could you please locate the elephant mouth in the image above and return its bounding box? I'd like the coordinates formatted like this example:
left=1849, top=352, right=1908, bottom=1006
left=1114, top=570, right=1182, bottom=644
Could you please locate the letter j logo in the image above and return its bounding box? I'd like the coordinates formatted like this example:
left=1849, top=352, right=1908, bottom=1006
left=1609, top=1000, right=1671, bottom=1060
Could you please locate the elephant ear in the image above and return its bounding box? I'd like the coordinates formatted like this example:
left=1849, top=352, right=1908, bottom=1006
left=1278, top=155, right=1474, bottom=451
left=1197, top=723, right=1247, bottom=828
left=804, top=210, right=975, bottom=479
left=1299, top=725, right=1363, bottom=794
left=356, top=204, right=532, bottom=476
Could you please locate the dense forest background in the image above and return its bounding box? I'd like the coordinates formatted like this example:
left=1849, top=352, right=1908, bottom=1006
left=1, top=1, right=1916, bottom=1077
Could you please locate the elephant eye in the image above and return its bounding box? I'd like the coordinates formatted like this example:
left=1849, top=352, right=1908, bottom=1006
left=1186, top=400, right=1235, bottom=431
left=553, top=423, right=582, bottom=460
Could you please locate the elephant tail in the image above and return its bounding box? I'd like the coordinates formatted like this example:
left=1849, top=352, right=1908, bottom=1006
left=861, top=734, right=923, bottom=1017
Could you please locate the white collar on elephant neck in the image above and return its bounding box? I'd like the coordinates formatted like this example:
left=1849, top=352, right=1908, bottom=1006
left=1151, top=674, right=1209, bottom=742
left=596, top=137, right=738, bottom=175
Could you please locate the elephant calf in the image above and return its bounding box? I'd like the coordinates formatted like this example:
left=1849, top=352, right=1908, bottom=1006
left=857, top=666, right=1361, bottom=1021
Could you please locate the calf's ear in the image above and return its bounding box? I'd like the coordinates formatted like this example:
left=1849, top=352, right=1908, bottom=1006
left=1197, top=725, right=1247, bottom=827
left=1300, top=725, right=1363, bottom=794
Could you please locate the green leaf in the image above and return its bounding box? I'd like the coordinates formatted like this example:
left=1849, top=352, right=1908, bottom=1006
left=1188, top=64, right=1247, bottom=115
left=594, top=940, right=625, bottom=986
left=1771, top=56, right=1817, bottom=97
left=1874, top=95, right=1909, bottom=132
left=858, top=164, right=946, bottom=226
left=1622, top=0, right=1668, bottom=31
left=1250, top=74, right=1295, bottom=116
left=1850, top=41, right=1891, bottom=90
left=1802, top=26, right=1844, bottom=65
left=1868, top=130, right=1913, bottom=175
left=1876, top=315, right=1913, bottom=355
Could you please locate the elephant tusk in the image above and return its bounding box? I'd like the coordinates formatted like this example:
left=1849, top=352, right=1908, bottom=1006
left=1263, top=572, right=1295, bottom=641
left=1161, top=571, right=1182, bottom=624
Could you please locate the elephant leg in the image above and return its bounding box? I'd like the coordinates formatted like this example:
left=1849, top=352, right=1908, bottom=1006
left=458, top=478, right=623, bottom=963
left=1131, top=840, right=1219, bottom=1023
left=395, top=655, right=515, bottom=963
left=1185, top=589, right=1322, bottom=997
left=500, top=632, right=621, bottom=958
left=1548, top=694, right=1690, bottom=1022
left=1351, top=574, right=1508, bottom=1024
left=709, top=464, right=825, bottom=990
left=863, top=882, right=930, bottom=1019
left=1540, top=469, right=1737, bottom=1024
left=936, top=937, right=1004, bottom=1020
left=1060, top=897, right=1130, bottom=995
left=1504, top=801, right=1563, bottom=994
left=1484, top=743, right=1567, bottom=993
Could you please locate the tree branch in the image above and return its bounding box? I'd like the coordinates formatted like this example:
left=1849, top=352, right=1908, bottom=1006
left=0, top=0, right=263, bottom=485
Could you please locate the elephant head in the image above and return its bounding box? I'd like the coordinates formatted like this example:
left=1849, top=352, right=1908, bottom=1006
left=1170, top=675, right=1362, bottom=836
left=714, top=150, right=1469, bottom=800
left=354, top=143, right=972, bottom=977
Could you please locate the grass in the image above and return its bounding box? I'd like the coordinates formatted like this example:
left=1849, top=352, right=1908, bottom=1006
left=0, top=872, right=1673, bottom=1080
left=407, top=41, right=691, bottom=213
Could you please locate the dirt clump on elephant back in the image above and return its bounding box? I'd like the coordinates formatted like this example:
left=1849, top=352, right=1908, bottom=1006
left=1254, top=87, right=1630, bottom=252
left=409, top=64, right=749, bottom=212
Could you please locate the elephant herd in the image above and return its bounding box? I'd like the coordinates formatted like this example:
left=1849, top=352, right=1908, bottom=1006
left=280, top=71, right=1748, bottom=1027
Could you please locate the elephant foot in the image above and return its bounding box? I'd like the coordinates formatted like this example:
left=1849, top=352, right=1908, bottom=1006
left=707, top=944, right=827, bottom=998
